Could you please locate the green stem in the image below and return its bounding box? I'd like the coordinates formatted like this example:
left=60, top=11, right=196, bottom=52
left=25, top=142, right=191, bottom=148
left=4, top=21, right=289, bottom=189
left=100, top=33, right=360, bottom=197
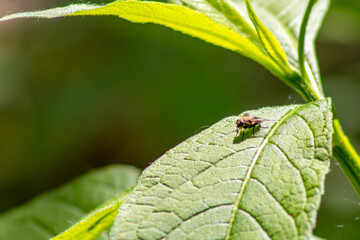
left=333, top=117, right=360, bottom=196
left=296, top=0, right=360, bottom=196
left=283, top=72, right=321, bottom=102
left=298, top=0, right=315, bottom=78
left=298, top=0, right=325, bottom=100
left=294, top=61, right=360, bottom=196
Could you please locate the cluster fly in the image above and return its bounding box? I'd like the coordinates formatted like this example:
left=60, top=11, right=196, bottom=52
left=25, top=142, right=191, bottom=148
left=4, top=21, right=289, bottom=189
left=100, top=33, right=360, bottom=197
left=235, top=113, right=273, bottom=139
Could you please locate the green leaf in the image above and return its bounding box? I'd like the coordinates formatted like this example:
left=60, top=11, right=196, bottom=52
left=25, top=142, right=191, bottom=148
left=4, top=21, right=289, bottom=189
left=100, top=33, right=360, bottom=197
left=111, top=99, right=333, bottom=239
left=172, top=0, right=329, bottom=100
left=244, top=0, right=294, bottom=76
left=243, top=0, right=329, bottom=99
left=51, top=192, right=128, bottom=240
left=0, top=165, right=140, bottom=240
left=0, top=1, right=284, bottom=86
left=172, top=0, right=260, bottom=43
left=0, top=0, right=329, bottom=100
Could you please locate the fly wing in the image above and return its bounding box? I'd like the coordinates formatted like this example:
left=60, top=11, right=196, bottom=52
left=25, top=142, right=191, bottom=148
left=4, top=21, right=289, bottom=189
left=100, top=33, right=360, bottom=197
left=253, top=116, right=273, bottom=121
left=252, top=117, right=265, bottom=122
left=250, top=119, right=263, bottom=125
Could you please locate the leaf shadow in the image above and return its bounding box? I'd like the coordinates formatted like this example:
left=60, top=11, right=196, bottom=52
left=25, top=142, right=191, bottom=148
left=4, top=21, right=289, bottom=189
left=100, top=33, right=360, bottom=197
left=232, top=126, right=260, bottom=144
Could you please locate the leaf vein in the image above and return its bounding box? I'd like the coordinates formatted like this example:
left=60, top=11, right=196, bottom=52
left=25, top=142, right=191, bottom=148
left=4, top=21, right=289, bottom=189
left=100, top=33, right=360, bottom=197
left=237, top=208, right=272, bottom=239
left=224, top=104, right=304, bottom=239
left=250, top=177, right=296, bottom=222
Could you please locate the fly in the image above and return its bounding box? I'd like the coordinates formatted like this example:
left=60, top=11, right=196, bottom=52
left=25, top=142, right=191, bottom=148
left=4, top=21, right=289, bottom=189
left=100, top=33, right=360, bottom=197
left=235, top=113, right=273, bottom=138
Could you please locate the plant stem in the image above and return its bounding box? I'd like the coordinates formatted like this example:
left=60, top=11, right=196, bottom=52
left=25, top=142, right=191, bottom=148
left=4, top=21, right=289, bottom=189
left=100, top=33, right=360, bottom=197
left=333, top=117, right=360, bottom=196
left=297, top=70, right=360, bottom=196
left=298, top=0, right=315, bottom=79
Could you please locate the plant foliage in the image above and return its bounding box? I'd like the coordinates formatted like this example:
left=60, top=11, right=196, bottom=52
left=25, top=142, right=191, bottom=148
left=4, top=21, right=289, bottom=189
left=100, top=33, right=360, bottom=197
left=3, top=0, right=359, bottom=239
left=110, top=99, right=333, bottom=239
left=0, top=0, right=329, bottom=100
left=0, top=165, right=140, bottom=240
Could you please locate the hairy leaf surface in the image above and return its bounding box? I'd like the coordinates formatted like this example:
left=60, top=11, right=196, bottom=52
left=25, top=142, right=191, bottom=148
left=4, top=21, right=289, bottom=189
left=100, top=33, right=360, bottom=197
left=111, top=99, right=333, bottom=239
left=0, top=165, right=140, bottom=240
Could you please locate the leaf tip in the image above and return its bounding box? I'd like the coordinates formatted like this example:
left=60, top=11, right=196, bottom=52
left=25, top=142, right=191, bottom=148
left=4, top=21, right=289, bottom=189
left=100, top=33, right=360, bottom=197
left=0, top=4, right=100, bottom=22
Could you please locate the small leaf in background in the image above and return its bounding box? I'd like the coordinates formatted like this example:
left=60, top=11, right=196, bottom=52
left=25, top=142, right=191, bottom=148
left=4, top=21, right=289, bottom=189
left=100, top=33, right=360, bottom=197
left=111, top=99, right=333, bottom=239
left=52, top=192, right=127, bottom=240
left=0, top=165, right=140, bottom=240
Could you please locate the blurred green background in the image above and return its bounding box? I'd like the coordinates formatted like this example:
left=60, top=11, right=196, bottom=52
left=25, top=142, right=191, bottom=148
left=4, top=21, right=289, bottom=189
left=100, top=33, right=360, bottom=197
left=0, top=0, right=359, bottom=239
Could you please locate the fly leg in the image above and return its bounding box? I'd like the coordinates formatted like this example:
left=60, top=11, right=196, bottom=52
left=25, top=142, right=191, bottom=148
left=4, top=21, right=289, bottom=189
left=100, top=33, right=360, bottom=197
left=254, top=123, right=269, bottom=137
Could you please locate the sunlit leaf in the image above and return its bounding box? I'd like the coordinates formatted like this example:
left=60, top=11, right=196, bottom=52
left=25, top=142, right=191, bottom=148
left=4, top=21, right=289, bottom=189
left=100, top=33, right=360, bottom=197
left=0, top=1, right=283, bottom=80
left=111, top=99, right=333, bottom=239
left=244, top=0, right=294, bottom=75
left=239, top=0, right=329, bottom=98
left=52, top=193, right=126, bottom=240
left=0, top=0, right=330, bottom=99
left=172, top=0, right=329, bottom=99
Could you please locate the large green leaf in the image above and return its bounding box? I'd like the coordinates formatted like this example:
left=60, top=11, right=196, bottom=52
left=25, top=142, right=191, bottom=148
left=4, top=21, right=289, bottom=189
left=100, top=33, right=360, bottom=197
left=0, top=165, right=140, bottom=240
left=172, top=0, right=329, bottom=99
left=0, top=0, right=329, bottom=100
left=0, top=1, right=282, bottom=80
left=111, top=99, right=333, bottom=239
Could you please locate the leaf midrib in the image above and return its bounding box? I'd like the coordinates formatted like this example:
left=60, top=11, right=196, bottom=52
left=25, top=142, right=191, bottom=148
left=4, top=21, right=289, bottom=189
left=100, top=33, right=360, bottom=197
left=225, top=104, right=304, bottom=239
